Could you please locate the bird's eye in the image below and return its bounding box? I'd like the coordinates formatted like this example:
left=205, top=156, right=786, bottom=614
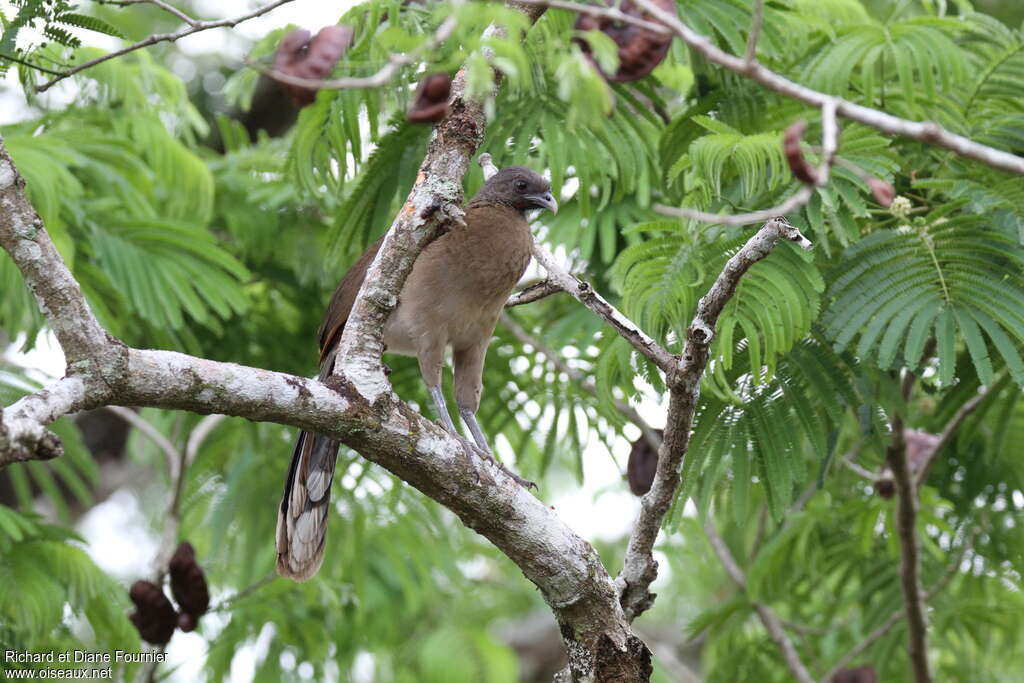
left=515, top=180, right=527, bottom=192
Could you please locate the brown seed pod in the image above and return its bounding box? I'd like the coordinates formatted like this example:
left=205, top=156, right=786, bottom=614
left=867, top=177, right=895, bottom=207
left=272, top=25, right=354, bottom=106
left=407, top=73, right=452, bottom=123
left=169, top=541, right=210, bottom=619
left=626, top=430, right=662, bottom=496
left=832, top=666, right=878, bottom=683
left=177, top=611, right=199, bottom=633
left=783, top=119, right=817, bottom=184
left=574, top=0, right=677, bottom=83
left=128, top=580, right=177, bottom=646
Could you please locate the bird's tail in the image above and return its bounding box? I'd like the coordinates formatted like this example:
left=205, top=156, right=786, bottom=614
left=276, top=429, right=340, bottom=580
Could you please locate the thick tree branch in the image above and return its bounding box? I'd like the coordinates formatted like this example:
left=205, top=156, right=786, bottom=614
left=35, top=0, right=299, bottom=93
left=2, top=9, right=655, bottom=680
left=617, top=217, right=812, bottom=621
left=704, top=521, right=815, bottom=683
left=0, top=143, right=119, bottom=371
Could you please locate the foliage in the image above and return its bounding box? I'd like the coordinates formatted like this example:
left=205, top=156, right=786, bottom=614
left=1, top=0, right=1024, bottom=681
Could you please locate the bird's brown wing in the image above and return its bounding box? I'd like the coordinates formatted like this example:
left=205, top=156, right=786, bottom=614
left=316, top=235, right=385, bottom=367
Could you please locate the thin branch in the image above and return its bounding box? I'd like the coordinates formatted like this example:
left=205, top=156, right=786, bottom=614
left=35, top=0, right=299, bottom=93
left=530, top=242, right=676, bottom=373
left=208, top=573, right=277, bottom=612
left=655, top=186, right=814, bottom=227
left=511, top=0, right=1024, bottom=176
left=103, top=0, right=199, bottom=27
left=0, top=52, right=65, bottom=75
left=656, top=96, right=838, bottom=228
left=505, top=278, right=564, bottom=307
left=104, top=406, right=180, bottom=472
left=630, top=0, right=1024, bottom=175
left=886, top=369, right=931, bottom=683
left=704, top=521, right=815, bottom=683
left=185, top=413, right=226, bottom=466
left=251, top=15, right=458, bottom=91
left=745, top=0, right=765, bottom=64
left=617, top=217, right=813, bottom=621
left=916, top=376, right=1002, bottom=486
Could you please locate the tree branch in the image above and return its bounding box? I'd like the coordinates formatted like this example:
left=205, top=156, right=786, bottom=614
left=745, top=0, right=765, bottom=64
left=887, top=370, right=931, bottom=683
left=704, top=520, right=815, bottom=683
left=512, top=0, right=1024, bottom=175
left=530, top=243, right=676, bottom=374
left=617, top=217, right=813, bottom=621
left=35, top=0, right=300, bottom=93
left=505, top=279, right=564, bottom=307
left=2, top=8, right=657, bottom=679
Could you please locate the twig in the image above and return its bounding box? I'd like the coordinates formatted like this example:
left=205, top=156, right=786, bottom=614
left=704, top=521, right=815, bottom=683
left=105, top=0, right=199, bottom=27
left=916, top=376, right=1002, bottom=486
left=0, top=52, right=65, bottom=75
left=530, top=243, right=676, bottom=373
left=35, top=0, right=299, bottom=92
left=508, top=0, right=1024, bottom=176
left=745, top=0, right=764, bottom=64
left=208, top=573, right=277, bottom=612
left=104, top=406, right=179, bottom=472
left=251, top=16, right=458, bottom=91
left=631, top=0, right=1024, bottom=175
left=655, top=186, right=814, bottom=227
left=505, top=279, right=564, bottom=307
left=656, top=97, right=838, bottom=227
left=617, top=217, right=813, bottom=621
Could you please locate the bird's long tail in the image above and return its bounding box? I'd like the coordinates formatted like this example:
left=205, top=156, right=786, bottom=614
left=275, top=428, right=339, bottom=580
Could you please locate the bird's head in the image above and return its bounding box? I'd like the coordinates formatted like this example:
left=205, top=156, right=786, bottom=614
left=471, top=166, right=558, bottom=215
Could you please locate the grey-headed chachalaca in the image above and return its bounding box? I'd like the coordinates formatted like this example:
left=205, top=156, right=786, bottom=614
left=277, top=165, right=558, bottom=580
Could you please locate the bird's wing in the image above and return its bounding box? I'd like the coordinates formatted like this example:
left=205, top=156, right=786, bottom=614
left=317, top=235, right=385, bottom=366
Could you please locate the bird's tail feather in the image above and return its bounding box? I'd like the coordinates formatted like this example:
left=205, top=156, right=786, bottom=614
left=276, top=429, right=339, bottom=581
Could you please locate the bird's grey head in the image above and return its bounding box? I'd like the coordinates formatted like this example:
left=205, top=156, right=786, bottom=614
left=470, top=166, right=558, bottom=215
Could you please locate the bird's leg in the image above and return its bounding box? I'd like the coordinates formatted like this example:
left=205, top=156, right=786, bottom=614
left=454, top=345, right=536, bottom=489
left=428, top=386, right=457, bottom=434
left=416, top=343, right=486, bottom=482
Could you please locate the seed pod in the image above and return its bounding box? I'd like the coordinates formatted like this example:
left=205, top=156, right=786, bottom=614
left=832, top=666, right=877, bottom=683
left=273, top=25, right=354, bottom=106
left=626, top=430, right=662, bottom=496
left=574, top=0, right=677, bottom=83
left=128, top=580, right=177, bottom=646
left=783, top=120, right=817, bottom=184
left=169, top=541, right=210, bottom=619
left=408, top=73, right=452, bottom=123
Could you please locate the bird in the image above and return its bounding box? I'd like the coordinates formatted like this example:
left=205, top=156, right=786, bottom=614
left=276, top=165, right=558, bottom=580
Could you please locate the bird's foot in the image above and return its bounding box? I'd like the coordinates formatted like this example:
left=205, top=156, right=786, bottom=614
left=472, top=448, right=537, bottom=490
left=454, top=435, right=489, bottom=485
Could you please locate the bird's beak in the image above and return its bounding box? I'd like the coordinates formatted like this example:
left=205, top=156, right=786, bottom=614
left=526, top=192, right=558, bottom=215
